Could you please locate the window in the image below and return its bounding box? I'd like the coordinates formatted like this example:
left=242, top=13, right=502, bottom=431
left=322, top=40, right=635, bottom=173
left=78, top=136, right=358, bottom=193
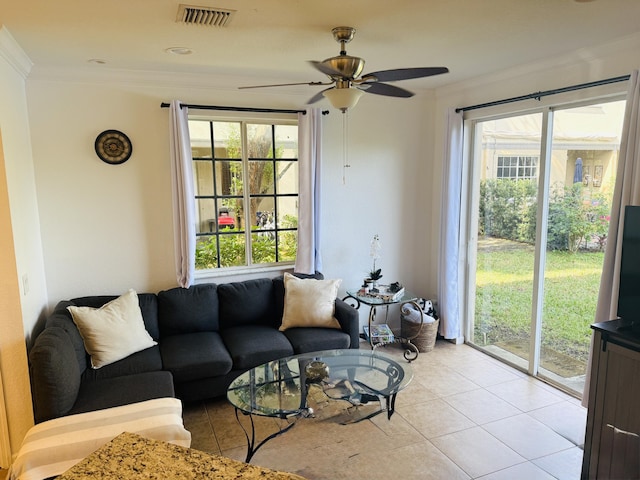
left=496, top=156, right=538, bottom=180
left=188, top=118, right=298, bottom=270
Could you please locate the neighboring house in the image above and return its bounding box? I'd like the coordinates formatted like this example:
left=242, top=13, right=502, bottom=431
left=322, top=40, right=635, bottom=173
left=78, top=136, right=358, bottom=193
left=478, top=103, right=624, bottom=196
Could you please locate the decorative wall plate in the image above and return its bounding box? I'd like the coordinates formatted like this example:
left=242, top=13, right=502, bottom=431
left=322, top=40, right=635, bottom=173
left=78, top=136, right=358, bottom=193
left=94, top=130, right=132, bottom=165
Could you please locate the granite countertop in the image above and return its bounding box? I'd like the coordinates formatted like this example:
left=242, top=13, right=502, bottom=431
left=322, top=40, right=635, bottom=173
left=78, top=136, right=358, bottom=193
left=56, top=431, right=307, bottom=480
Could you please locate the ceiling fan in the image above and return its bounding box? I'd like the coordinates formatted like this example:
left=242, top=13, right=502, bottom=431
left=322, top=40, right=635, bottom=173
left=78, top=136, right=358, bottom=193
left=239, top=26, right=449, bottom=112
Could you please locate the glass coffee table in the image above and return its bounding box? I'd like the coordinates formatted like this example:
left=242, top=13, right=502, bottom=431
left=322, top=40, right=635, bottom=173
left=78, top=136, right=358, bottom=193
left=227, top=349, right=413, bottom=462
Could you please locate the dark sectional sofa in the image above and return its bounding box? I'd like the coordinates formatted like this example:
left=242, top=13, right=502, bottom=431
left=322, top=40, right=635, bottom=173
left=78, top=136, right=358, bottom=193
left=29, top=274, right=359, bottom=423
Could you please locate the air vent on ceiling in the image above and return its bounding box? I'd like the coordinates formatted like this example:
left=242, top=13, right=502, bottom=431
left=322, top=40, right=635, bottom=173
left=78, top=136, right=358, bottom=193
left=176, top=4, right=236, bottom=27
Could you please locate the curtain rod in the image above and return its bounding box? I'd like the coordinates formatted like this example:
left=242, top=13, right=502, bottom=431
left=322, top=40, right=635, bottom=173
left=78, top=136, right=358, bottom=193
left=455, top=74, right=630, bottom=113
left=160, top=102, right=330, bottom=115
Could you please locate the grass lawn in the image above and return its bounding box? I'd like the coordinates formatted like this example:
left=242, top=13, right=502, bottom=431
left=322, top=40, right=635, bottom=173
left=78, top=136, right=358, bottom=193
left=475, top=243, right=604, bottom=367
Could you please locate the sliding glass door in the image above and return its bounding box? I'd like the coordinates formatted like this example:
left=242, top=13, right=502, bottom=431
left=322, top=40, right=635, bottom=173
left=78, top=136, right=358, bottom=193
left=466, top=100, right=625, bottom=396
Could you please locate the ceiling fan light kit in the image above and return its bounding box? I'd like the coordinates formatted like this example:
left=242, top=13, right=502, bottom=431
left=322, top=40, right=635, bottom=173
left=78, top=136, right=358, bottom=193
left=239, top=26, right=449, bottom=113
left=323, top=87, right=364, bottom=112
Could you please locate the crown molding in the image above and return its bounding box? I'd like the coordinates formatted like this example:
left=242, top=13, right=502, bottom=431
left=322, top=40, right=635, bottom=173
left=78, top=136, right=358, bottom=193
left=27, top=64, right=312, bottom=94
left=0, top=26, right=33, bottom=79
left=437, top=31, right=640, bottom=100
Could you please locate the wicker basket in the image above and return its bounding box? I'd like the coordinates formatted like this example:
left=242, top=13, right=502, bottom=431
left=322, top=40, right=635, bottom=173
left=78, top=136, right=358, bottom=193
left=401, top=317, right=440, bottom=352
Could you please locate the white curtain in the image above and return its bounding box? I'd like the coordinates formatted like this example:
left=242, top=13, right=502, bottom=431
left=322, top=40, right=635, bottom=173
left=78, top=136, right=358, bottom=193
left=438, top=108, right=464, bottom=340
left=583, top=70, right=640, bottom=405
left=169, top=100, right=195, bottom=287
left=294, top=108, right=323, bottom=274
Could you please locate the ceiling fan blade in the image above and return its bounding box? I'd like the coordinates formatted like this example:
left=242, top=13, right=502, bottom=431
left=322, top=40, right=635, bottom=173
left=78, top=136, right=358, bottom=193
left=309, top=60, right=345, bottom=78
left=307, top=88, right=333, bottom=105
left=359, top=82, right=414, bottom=98
left=239, top=81, right=330, bottom=90
left=361, top=67, right=449, bottom=83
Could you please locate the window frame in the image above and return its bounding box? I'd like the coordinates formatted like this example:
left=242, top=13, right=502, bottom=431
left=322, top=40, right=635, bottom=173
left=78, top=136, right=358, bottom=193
left=496, top=155, right=539, bottom=180
left=189, top=112, right=299, bottom=280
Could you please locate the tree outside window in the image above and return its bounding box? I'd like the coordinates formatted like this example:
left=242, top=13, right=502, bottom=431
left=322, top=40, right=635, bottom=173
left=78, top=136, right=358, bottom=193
left=189, top=119, right=298, bottom=270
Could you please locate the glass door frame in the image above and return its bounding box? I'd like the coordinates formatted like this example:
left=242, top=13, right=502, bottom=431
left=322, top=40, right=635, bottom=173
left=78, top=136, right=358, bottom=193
left=462, top=95, right=626, bottom=390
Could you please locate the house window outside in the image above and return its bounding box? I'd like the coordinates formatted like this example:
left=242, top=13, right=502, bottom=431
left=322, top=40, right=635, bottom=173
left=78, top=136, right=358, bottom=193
left=496, top=156, right=538, bottom=180
left=188, top=118, right=298, bottom=270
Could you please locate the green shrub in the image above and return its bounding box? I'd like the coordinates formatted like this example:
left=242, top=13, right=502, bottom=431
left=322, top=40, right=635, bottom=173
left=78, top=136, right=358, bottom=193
left=195, top=214, right=298, bottom=269
left=479, top=179, right=611, bottom=252
left=479, top=179, right=537, bottom=242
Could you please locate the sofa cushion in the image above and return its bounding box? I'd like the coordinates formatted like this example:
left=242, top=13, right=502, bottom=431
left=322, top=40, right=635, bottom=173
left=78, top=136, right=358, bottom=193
left=67, top=290, right=157, bottom=369
left=283, top=327, right=351, bottom=354
left=220, top=325, right=294, bottom=370
left=160, top=332, right=233, bottom=383
left=279, top=273, right=342, bottom=331
left=158, top=284, right=219, bottom=336
left=218, top=279, right=278, bottom=329
left=29, top=327, right=81, bottom=423
left=69, top=371, right=175, bottom=416
left=70, top=293, right=160, bottom=340
left=81, top=345, right=163, bottom=382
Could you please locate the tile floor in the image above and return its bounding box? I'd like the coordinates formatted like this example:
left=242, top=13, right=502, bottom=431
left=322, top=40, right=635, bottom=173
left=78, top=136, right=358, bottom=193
left=182, top=340, right=587, bottom=479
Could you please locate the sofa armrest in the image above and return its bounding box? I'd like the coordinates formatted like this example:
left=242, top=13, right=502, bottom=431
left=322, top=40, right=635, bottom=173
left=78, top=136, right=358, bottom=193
left=29, top=327, right=81, bottom=423
left=334, top=299, right=359, bottom=349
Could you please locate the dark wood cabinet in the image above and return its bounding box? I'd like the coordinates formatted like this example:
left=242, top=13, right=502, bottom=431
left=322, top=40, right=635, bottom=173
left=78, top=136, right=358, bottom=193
left=582, top=320, right=640, bottom=479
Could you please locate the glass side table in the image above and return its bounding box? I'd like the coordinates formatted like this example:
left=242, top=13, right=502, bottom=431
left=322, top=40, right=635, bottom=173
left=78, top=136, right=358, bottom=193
left=343, top=287, right=425, bottom=362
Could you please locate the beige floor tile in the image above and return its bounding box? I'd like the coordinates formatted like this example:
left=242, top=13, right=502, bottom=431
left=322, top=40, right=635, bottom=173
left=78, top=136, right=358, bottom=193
left=182, top=401, right=220, bottom=454
left=369, top=407, right=429, bottom=445
left=454, top=359, right=523, bottom=387
left=431, top=426, right=525, bottom=478
left=486, top=378, right=565, bottom=412
left=396, top=398, right=475, bottom=439
left=414, top=366, right=480, bottom=398
left=532, top=446, right=584, bottom=480
left=476, top=461, right=556, bottom=479
left=443, top=388, right=521, bottom=425
left=219, top=444, right=248, bottom=463
left=483, top=414, right=575, bottom=460
left=241, top=417, right=398, bottom=479
left=528, top=400, right=587, bottom=447
left=394, top=377, right=439, bottom=407
left=349, top=441, right=471, bottom=480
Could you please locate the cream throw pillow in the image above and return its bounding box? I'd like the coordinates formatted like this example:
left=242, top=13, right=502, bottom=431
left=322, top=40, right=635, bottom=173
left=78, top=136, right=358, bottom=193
left=280, top=273, right=342, bottom=331
left=67, top=289, right=157, bottom=369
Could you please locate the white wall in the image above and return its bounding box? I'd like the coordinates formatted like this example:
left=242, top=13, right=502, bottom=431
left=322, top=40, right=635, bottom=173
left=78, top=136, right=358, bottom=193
left=320, top=92, right=436, bottom=327
left=0, top=26, right=43, bottom=462
left=26, top=69, right=436, bottom=331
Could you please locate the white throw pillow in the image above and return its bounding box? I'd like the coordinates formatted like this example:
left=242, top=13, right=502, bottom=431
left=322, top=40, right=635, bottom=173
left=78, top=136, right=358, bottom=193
left=280, top=273, right=342, bottom=331
left=67, top=289, right=157, bottom=369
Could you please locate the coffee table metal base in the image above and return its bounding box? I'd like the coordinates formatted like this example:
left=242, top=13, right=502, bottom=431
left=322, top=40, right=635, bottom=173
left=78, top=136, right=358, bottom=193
left=234, top=408, right=299, bottom=463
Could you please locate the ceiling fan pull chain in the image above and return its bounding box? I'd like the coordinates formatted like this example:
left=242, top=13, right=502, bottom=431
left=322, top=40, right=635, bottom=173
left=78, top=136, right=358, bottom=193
left=342, top=111, right=351, bottom=185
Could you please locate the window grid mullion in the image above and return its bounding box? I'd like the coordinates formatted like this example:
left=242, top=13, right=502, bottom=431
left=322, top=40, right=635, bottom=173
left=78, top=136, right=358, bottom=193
left=271, top=124, right=280, bottom=262
left=209, top=121, right=223, bottom=268
left=240, top=121, right=252, bottom=266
